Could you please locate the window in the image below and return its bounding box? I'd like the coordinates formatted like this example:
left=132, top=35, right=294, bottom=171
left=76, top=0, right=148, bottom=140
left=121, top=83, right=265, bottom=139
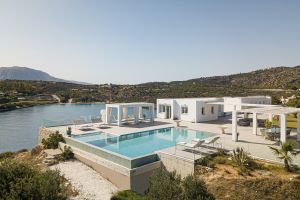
left=201, top=107, right=205, bottom=115
left=211, top=106, right=214, bottom=114
left=159, top=105, right=165, bottom=113
left=181, top=105, right=188, bottom=114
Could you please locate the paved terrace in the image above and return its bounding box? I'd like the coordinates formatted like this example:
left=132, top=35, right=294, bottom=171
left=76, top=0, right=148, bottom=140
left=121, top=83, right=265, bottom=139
left=47, top=121, right=174, bottom=136
left=159, top=117, right=300, bottom=166
left=46, top=117, right=300, bottom=166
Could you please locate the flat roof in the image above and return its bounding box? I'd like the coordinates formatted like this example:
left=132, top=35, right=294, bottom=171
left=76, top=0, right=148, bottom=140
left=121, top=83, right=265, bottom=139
left=207, top=102, right=277, bottom=107
left=106, top=102, right=154, bottom=107
left=240, top=106, right=300, bottom=115
left=157, top=97, right=223, bottom=101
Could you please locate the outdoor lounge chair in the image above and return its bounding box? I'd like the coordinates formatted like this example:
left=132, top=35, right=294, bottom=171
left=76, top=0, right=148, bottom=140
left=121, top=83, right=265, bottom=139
left=91, top=118, right=103, bottom=128
left=194, top=136, right=221, bottom=148
left=176, top=139, right=205, bottom=152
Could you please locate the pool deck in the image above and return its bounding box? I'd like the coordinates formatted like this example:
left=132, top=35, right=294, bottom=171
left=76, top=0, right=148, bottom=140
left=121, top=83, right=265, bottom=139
left=47, top=120, right=174, bottom=136
left=45, top=116, right=300, bottom=166
left=158, top=117, right=300, bottom=166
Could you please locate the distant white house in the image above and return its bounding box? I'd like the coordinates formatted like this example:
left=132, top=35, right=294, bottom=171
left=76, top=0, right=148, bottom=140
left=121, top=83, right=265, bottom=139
left=157, top=96, right=271, bottom=123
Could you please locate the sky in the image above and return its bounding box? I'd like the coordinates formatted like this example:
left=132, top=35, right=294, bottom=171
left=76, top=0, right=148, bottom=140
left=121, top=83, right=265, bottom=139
left=0, top=0, right=299, bottom=84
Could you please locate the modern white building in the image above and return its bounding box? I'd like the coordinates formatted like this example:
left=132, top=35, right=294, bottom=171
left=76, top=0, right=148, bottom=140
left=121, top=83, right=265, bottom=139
left=157, top=96, right=271, bottom=123
left=157, top=98, right=224, bottom=123
left=223, top=96, right=272, bottom=112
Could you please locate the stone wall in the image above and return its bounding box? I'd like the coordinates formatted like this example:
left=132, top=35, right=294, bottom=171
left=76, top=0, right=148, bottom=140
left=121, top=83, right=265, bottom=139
left=157, top=152, right=194, bottom=177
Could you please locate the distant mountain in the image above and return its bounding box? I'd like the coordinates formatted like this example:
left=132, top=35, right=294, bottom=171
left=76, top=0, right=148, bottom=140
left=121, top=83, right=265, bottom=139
left=0, top=66, right=88, bottom=84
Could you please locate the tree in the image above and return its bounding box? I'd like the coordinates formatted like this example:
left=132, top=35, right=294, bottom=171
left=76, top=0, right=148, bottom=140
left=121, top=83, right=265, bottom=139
left=269, top=140, right=300, bottom=171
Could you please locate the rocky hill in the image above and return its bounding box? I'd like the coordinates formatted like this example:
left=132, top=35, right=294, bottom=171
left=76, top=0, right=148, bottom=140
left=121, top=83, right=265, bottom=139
left=0, top=66, right=87, bottom=84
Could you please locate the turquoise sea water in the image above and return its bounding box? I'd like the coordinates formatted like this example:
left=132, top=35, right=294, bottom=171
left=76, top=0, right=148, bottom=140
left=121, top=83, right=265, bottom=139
left=0, top=104, right=105, bottom=153
left=74, top=128, right=216, bottom=158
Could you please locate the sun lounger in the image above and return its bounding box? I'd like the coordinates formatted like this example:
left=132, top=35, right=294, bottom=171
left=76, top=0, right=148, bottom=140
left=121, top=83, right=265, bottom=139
left=176, top=139, right=205, bottom=152
left=193, top=136, right=221, bottom=148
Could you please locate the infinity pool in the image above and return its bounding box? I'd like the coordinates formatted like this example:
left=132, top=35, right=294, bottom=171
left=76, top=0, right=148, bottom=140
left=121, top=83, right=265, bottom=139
left=72, top=128, right=216, bottom=158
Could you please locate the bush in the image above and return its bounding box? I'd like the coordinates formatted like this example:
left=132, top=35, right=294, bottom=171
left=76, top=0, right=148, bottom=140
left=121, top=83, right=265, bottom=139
left=42, top=131, right=65, bottom=149
left=147, top=168, right=215, bottom=200
left=60, top=146, right=74, bottom=161
left=196, top=156, right=216, bottom=168
left=111, top=190, right=145, bottom=200
left=147, top=168, right=182, bottom=200
left=0, top=151, right=15, bottom=161
left=181, top=175, right=215, bottom=200
left=0, top=160, right=68, bottom=200
left=31, top=145, right=43, bottom=156
left=231, top=147, right=252, bottom=173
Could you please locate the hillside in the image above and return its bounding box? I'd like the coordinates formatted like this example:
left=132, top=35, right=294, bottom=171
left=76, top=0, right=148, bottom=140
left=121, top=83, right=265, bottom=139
left=1, top=65, right=300, bottom=109
left=0, top=66, right=87, bottom=84
left=142, top=65, right=300, bottom=89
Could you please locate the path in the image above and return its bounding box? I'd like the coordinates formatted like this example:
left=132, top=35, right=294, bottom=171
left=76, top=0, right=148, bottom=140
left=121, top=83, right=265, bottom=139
left=50, top=160, right=118, bottom=200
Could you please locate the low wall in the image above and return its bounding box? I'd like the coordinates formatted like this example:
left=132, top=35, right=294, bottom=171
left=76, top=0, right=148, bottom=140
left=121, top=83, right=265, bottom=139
left=157, top=152, right=195, bottom=177
left=59, top=143, right=161, bottom=194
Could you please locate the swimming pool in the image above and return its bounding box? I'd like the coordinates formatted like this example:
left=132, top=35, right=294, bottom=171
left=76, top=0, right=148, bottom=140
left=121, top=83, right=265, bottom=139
left=72, top=128, right=216, bottom=158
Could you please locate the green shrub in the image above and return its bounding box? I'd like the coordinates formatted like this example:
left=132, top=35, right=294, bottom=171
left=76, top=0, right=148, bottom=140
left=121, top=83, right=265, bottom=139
left=42, top=131, right=65, bottom=149
left=0, top=151, right=15, bottom=161
left=264, top=119, right=272, bottom=129
left=60, top=146, right=74, bottom=161
left=0, top=160, right=68, bottom=200
left=147, top=168, right=182, bottom=200
left=196, top=156, right=216, bottom=168
left=231, top=147, right=252, bottom=173
left=212, top=156, right=228, bottom=165
left=146, top=168, right=215, bottom=200
left=181, top=175, right=215, bottom=200
left=111, top=190, right=145, bottom=200
left=16, top=148, right=28, bottom=153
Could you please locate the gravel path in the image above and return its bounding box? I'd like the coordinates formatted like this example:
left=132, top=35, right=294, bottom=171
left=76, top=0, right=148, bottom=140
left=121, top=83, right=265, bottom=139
left=50, top=160, right=118, bottom=200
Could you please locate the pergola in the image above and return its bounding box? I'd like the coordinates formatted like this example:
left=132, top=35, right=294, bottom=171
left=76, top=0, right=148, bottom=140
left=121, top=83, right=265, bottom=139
left=208, top=102, right=300, bottom=143
left=235, top=106, right=300, bottom=143
left=105, top=102, right=155, bottom=126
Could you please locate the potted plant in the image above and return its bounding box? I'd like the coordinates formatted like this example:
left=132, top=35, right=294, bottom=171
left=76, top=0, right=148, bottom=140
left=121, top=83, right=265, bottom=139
left=66, top=126, right=72, bottom=137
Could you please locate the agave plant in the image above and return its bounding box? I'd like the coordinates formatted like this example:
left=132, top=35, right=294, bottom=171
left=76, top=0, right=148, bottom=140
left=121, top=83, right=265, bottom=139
left=269, top=140, right=300, bottom=171
left=231, top=147, right=251, bottom=171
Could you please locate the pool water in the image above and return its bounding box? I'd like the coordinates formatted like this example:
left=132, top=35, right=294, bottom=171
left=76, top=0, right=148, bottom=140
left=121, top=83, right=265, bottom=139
left=73, top=128, right=216, bottom=158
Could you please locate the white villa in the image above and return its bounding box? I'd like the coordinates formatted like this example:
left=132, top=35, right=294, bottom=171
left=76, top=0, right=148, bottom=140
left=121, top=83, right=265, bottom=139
left=39, top=95, right=300, bottom=195
left=157, top=96, right=272, bottom=122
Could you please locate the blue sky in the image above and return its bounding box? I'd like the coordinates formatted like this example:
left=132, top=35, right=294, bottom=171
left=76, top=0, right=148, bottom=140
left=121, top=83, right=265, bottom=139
left=0, top=0, right=299, bottom=84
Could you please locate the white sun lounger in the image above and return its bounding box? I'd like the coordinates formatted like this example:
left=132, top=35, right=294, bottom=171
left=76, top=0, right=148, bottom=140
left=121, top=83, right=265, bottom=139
left=176, top=139, right=205, bottom=151
left=193, top=136, right=221, bottom=148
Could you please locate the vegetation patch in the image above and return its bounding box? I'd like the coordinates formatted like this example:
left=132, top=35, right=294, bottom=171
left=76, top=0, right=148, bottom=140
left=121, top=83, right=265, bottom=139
left=0, top=159, right=70, bottom=200
left=111, top=190, right=146, bottom=200
left=59, top=146, right=74, bottom=161
left=42, top=131, right=65, bottom=149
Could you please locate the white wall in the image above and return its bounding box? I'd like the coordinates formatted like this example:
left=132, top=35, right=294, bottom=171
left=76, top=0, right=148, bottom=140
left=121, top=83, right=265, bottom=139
left=157, top=98, right=221, bottom=122
left=224, top=96, right=271, bottom=111
left=156, top=99, right=174, bottom=119
left=196, top=101, right=219, bottom=122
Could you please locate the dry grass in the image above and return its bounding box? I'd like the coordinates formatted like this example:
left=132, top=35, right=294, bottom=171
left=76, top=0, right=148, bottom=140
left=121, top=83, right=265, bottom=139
left=196, top=158, right=300, bottom=200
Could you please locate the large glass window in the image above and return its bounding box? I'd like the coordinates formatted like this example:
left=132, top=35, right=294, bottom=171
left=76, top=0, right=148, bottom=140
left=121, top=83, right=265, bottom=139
left=181, top=105, right=188, bottom=114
